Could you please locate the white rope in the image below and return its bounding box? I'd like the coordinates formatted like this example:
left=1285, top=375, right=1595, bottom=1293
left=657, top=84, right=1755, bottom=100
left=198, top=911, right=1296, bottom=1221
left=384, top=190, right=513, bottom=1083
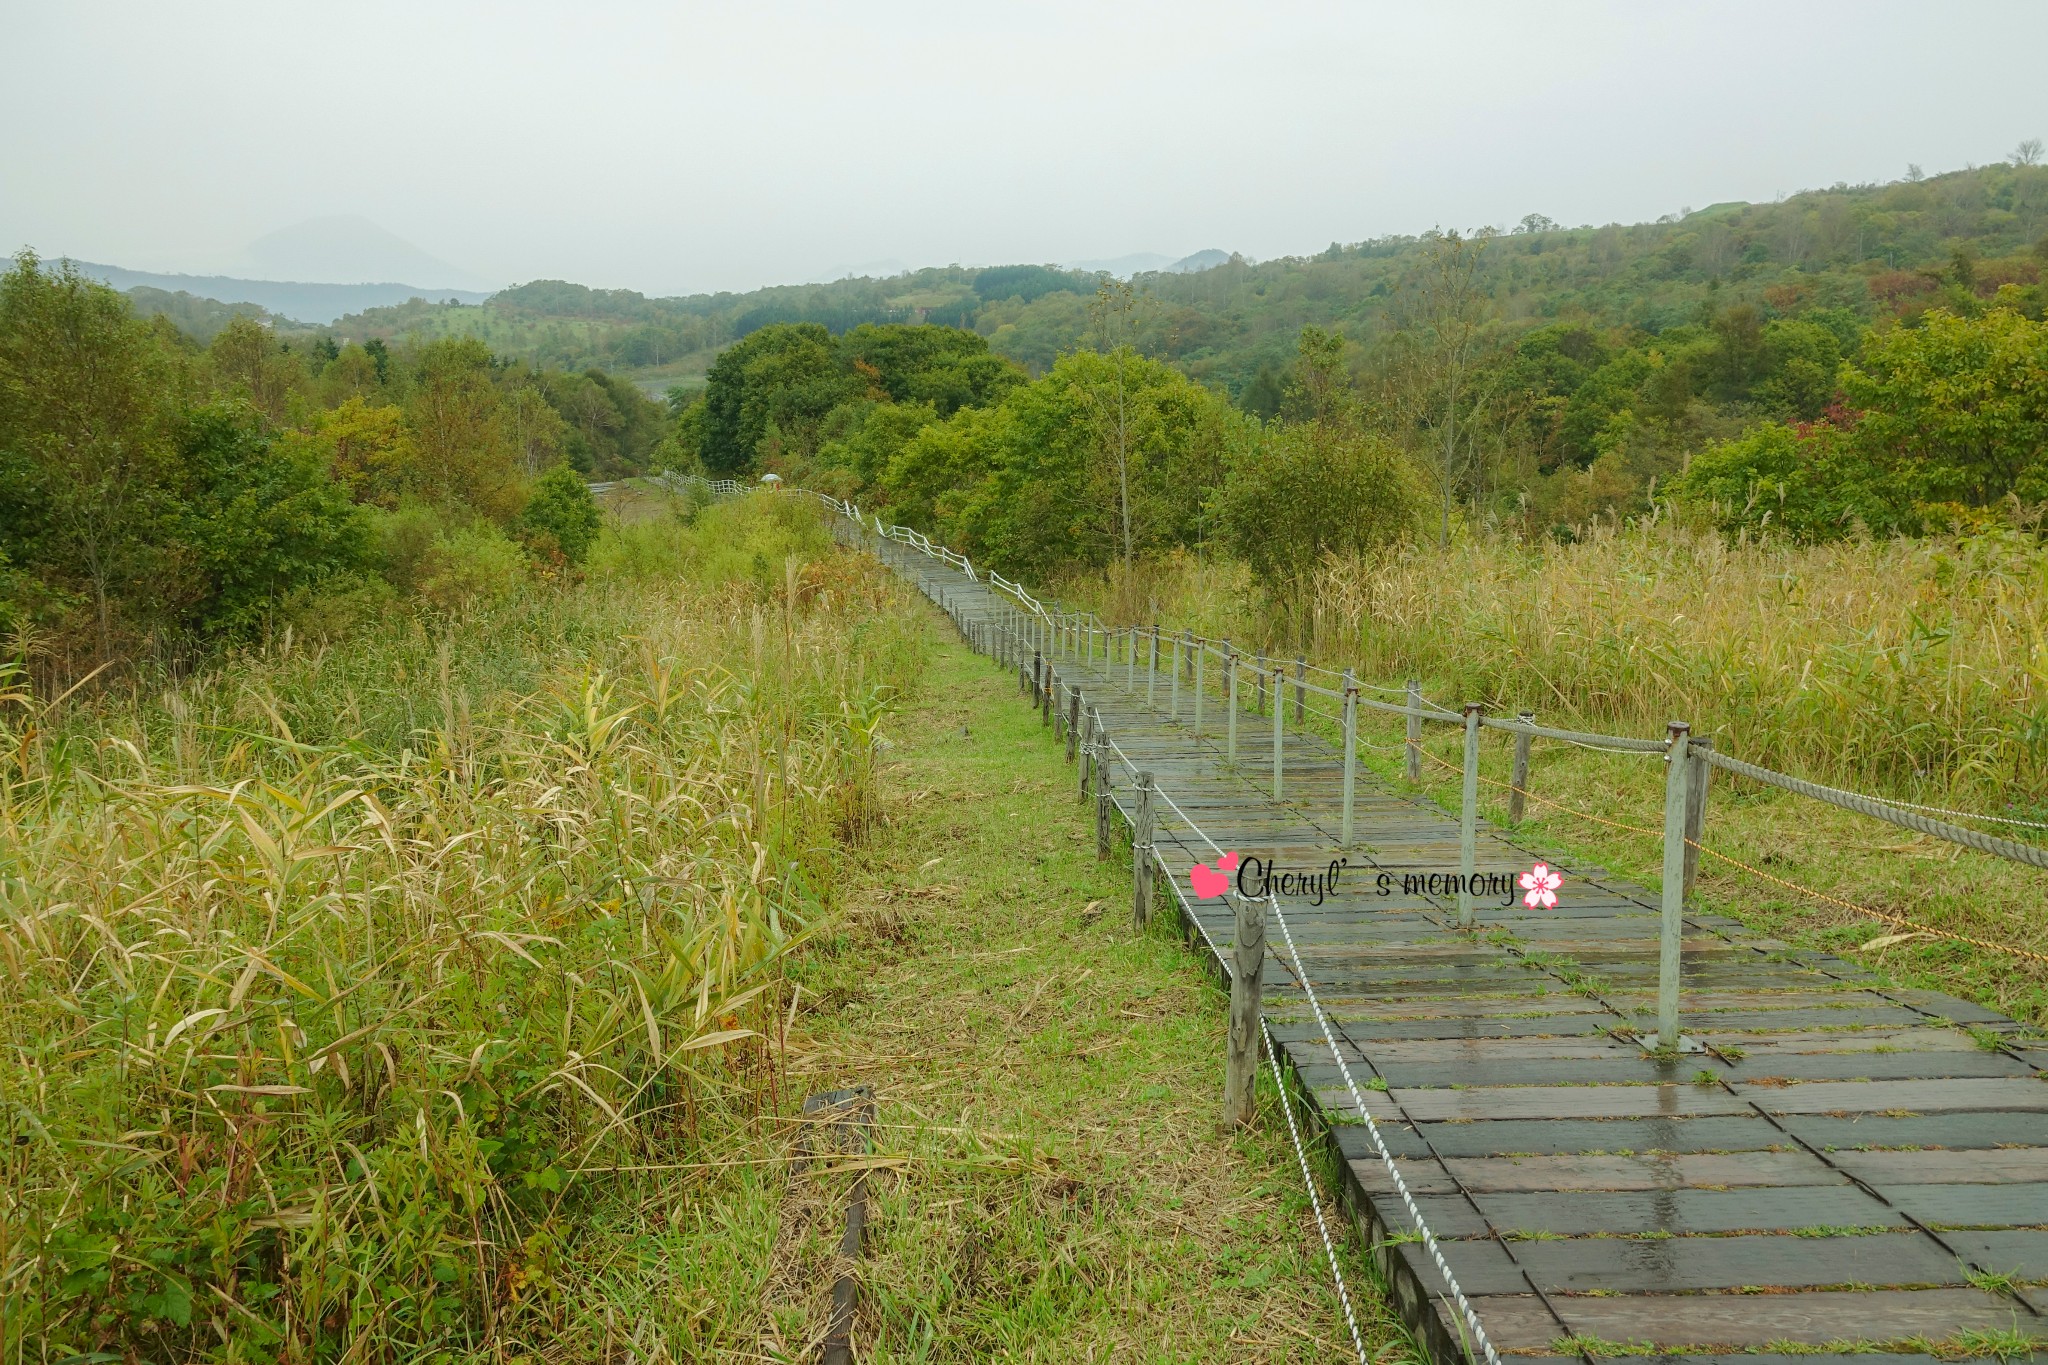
left=1264, top=1016, right=1373, bottom=1365
left=1264, top=892, right=1503, bottom=1365
left=1156, top=865, right=1370, bottom=1365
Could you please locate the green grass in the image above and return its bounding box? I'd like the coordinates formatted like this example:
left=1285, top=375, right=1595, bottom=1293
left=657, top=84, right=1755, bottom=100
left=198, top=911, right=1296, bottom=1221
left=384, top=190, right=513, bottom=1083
left=732, top=622, right=1420, bottom=1361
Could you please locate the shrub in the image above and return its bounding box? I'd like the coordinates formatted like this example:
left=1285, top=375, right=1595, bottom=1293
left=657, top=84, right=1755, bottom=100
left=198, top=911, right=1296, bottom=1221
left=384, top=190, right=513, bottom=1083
left=521, top=463, right=603, bottom=565
left=1215, top=420, right=1427, bottom=590
left=417, top=522, right=528, bottom=611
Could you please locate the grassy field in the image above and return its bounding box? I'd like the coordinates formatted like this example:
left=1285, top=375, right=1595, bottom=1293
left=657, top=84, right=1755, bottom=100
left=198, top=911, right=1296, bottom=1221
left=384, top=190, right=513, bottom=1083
left=1056, top=524, right=2048, bottom=1030
left=735, top=627, right=1405, bottom=1362
left=0, top=492, right=1408, bottom=1362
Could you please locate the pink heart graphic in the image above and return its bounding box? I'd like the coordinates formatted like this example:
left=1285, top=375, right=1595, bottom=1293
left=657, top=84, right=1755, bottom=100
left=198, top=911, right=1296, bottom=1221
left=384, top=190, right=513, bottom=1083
left=1189, top=862, right=1229, bottom=899
left=1217, top=851, right=1240, bottom=873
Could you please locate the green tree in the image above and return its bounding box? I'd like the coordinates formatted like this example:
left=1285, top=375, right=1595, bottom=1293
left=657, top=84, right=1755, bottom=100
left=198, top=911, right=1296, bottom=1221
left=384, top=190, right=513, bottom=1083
left=1676, top=421, right=1900, bottom=539
left=405, top=338, right=524, bottom=522
left=521, top=464, right=603, bottom=565
left=1216, top=420, right=1425, bottom=591
left=700, top=324, right=859, bottom=474
left=172, top=403, right=371, bottom=637
left=0, top=253, right=176, bottom=656
left=1841, top=308, right=2048, bottom=509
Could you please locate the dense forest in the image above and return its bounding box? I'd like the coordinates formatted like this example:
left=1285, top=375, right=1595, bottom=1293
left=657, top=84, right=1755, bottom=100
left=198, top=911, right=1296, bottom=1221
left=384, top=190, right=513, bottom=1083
left=0, top=254, right=657, bottom=680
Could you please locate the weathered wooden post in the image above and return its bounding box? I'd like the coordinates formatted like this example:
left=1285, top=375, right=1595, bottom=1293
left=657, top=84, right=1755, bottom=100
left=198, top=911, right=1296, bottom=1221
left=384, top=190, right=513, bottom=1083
left=1193, top=640, right=1206, bottom=738
left=1255, top=651, right=1268, bottom=714
left=1224, top=890, right=1267, bottom=1128
left=1042, top=668, right=1053, bottom=727
left=1029, top=649, right=1040, bottom=701
left=1657, top=722, right=1693, bottom=1050
left=1683, top=735, right=1713, bottom=902
left=1225, top=643, right=1239, bottom=764
left=1272, top=663, right=1285, bottom=801
left=1169, top=629, right=1181, bottom=719
left=1458, top=702, right=1482, bottom=927
left=1405, top=679, right=1423, bottom=784
left=1508, top=711, right=1535, bottom=827
left=1093, top=710, right=1113, bottom=859
left=1294, top=657, right=1306, bottom=726
left=1126, top=626, right=1136, bottom=691
left=1341, top=670, right=1358, bottom=849
left=1067, top=687, right=1081, bottom=763
left=1133, top=771, right=1156, bottom=930
left=1147, top=625, right=1160, bottom=709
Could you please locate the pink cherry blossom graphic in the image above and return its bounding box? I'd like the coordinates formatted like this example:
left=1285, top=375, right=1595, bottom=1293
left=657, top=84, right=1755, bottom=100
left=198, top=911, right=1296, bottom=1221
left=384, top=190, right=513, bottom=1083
left=1518, top=862, right=1563, bottom=909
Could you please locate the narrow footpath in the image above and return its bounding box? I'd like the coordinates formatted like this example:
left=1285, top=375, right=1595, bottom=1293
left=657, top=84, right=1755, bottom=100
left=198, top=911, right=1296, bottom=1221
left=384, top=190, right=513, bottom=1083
left=765, top=608, right=1404, bottom=1361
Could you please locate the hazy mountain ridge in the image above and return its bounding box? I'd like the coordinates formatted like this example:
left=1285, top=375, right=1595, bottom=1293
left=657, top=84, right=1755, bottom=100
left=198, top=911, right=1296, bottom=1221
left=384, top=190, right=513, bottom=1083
left=74, top=262, right=491, bottom=325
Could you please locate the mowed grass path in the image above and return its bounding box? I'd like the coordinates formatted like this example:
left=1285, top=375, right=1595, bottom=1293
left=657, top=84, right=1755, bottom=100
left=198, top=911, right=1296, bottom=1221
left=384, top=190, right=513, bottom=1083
left=760, top=616, right=1407, bottom=1363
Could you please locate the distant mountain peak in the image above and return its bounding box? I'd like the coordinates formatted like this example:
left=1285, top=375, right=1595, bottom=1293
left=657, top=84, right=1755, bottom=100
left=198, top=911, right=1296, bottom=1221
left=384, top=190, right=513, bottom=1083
left=238, top=214, right=491, bottom=291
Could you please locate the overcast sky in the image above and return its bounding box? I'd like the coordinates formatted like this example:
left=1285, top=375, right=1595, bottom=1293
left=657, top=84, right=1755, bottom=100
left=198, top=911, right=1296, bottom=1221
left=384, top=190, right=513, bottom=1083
left=5, top=1, right=2043, bottom=296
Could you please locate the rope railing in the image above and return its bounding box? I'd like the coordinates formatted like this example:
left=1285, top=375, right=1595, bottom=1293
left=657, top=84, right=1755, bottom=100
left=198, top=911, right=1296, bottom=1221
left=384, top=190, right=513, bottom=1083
left=796, top=481, right=2048, bottom=1362
left=805, top=488, right=2045, bottom=985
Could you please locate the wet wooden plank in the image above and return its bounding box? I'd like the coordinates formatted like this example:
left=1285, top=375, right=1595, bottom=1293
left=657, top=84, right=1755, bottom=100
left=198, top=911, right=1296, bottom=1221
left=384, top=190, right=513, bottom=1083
left=1335, top=1114, right=1783, bottom=1160
left=1941, top=1228, right=2048, bottom=1278
left=1828, top=1147, right=2048, bottom=1185
left=1528, top=1287, right=2045, bottom=1350
left=1887, top=1182, right=2048, bottom=1229
left=1441, top=1151, right=1840, bottom=1193
left=1511, top=1232, right=1962, bottom=1293
left=1464, top=1186, right=1909, bottom=1237
left=1735, top=1078, right=2048, bottom=1115
left=1784, top=1112, right=2048, bottom=1153
left=1393, top=1084, right=1754, bottom=1122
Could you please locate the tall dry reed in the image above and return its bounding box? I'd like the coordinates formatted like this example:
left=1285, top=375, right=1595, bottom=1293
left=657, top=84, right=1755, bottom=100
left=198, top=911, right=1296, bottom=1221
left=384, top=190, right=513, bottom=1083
left=1073, top=524, right=2048, bottom=806
left=0, top=495, right=925, bottom=1359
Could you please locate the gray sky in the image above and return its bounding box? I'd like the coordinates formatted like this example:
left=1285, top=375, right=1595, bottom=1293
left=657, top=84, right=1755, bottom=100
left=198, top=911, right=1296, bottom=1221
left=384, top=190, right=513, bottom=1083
left=5, top=0, right=2043, bottom=296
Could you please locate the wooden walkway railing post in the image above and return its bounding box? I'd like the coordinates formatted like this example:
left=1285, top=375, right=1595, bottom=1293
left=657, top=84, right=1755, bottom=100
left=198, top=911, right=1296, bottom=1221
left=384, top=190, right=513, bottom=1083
left=1076, top=698, right=1091, bottom=798
left=1508, top=711, right=1534, bottom=826
left=1341, top=670, right=1358, bottom=848
left=1169, top=629, right=1181, bottom=719
left=1126, top=626, right=1136, bottom=691
left=1092, top=709, right=1112, bottom=858
left=1684, top=735, right=1714, bottom=902
left=1193, top=639, right=1205, bottom=737
left=1042, top=667, right=1053, bottom=728
left=1272, top=662, right=1285, bottom=801
left=1657, top=721, right=1694, bottom=1050
left=1067, top=687, right=1081, bottom=763
left=1458, top=702, right=1483, bottom=927
left=1405, top=678, right=1423, bottom=783
left=1293, top=656, right=1305, bottom=725
left=1147, top=624, right=1160, bottom=709
left=1133, top=771, right=1156, bottom=930
left=1225, top=642, right=1239, bottom=763
left=1223, top=889, right=1267, bottom=1129
left=1255, top=651, right=1267, bottom=714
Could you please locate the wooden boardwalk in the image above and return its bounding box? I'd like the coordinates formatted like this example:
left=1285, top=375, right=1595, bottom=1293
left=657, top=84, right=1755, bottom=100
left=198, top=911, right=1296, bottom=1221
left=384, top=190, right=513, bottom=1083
left=894, top=555, right=2048, bottom=1364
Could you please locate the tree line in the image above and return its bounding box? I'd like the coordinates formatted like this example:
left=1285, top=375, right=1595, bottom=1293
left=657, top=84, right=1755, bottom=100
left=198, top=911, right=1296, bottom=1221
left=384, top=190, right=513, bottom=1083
left=0, top=254, right=640, bottom=682
left=666, top=225, right=2048, bottom=597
